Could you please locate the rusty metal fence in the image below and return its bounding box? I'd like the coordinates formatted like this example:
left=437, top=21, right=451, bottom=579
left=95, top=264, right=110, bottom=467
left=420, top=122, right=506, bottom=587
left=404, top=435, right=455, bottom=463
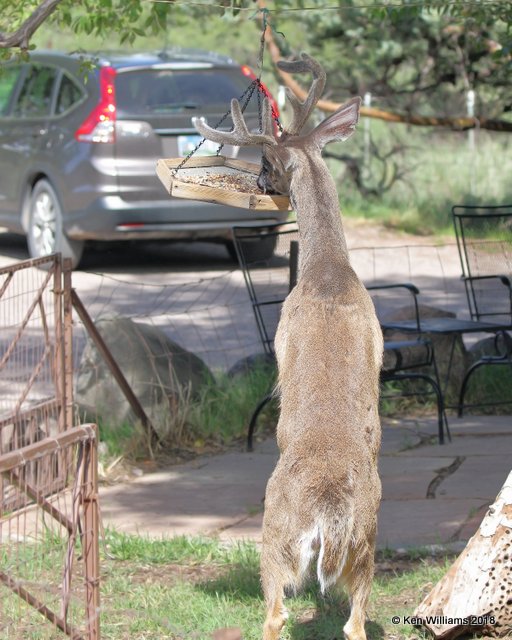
left=0, top=255, right=73, bottom=459
left=0, top=255, right=100, bottom=639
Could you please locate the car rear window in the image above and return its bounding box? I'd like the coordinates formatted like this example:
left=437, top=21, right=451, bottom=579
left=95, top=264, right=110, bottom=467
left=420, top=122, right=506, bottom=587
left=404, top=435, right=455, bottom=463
left=115, top=68, right=251, bottom=116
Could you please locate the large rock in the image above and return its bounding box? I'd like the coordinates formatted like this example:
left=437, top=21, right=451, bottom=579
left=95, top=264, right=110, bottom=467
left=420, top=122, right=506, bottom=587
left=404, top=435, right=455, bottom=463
left=75, top=315, right=213, bottom=438
left=227, top=353, right=276, bottom=380
left=468, top=332, right=512, bottom=363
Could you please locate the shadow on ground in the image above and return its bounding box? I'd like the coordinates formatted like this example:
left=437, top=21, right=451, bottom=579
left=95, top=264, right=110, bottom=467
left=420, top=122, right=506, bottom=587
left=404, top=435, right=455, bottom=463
left=197, top=562, right=385, bottom=640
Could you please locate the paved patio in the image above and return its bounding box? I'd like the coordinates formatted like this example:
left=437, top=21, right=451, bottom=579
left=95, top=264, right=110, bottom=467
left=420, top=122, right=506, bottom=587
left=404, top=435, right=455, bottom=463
left=99, top=414, right=512, bottom=550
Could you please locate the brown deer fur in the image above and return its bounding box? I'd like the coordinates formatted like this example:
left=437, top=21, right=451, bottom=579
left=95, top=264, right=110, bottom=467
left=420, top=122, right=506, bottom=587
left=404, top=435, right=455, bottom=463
left=195, top=53, right=383, bottom=640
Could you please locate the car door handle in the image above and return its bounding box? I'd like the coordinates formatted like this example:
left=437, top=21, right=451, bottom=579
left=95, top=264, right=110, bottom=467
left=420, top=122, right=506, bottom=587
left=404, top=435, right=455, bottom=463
left=32, top=129, right=48, bottom=137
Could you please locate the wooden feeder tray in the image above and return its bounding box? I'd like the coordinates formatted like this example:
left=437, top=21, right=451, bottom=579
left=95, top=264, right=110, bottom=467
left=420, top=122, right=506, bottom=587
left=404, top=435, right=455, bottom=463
left=156, top=156, right=291, bottom=211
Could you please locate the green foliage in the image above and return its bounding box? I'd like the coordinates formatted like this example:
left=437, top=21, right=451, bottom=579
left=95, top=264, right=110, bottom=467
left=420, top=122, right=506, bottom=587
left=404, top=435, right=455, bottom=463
left=2, top=1, right=511, bottom=225
left=334, top=122, right=512, bottom=235
left=2, top=1, right=511, bottom=121
left=96, top=362, right=277, bottom=461
left=95, top=533, right=457, bottom=640
left=186, top=364, right=277, bottom=444
left=462, top=361, right=512, bottom=414
left=0, top=529, right=462, bottom=640
left=270, top=1, right=512, bottom=120
left=104, top=529, right=254, bottom=564
left=98, top=419, right=136, bottom=458
left=0, top=0, right=174, bottom=49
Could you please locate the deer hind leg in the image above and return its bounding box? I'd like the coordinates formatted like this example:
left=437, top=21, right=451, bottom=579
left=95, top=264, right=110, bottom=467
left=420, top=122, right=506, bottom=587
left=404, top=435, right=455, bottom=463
left=261, top=572, right=288, bottom=640
left=260, top=544, right=299, bottom=640
left=262, top=590, right=287, bottom=640
left=340, top=538, right=376, bottom=640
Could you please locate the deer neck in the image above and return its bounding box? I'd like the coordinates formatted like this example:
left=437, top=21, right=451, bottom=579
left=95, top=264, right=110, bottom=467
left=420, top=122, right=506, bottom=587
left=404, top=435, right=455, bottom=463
left=289, top=152, right=350, bottom=280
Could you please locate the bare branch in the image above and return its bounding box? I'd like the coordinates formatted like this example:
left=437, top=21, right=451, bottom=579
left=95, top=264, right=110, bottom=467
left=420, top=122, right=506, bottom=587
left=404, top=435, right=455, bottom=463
left=257, top=1, right=512, bottom=134
left=0, top=0, right=63, bottom=50
left=324, top=138, right=412, bottom=198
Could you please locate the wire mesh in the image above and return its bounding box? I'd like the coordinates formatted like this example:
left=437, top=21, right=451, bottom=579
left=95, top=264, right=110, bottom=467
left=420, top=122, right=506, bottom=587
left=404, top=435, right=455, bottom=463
left=0, top=256, right=97, bottom=639
left=232, top=223, right=299, bottom=355
left=0, top=256, right=69, bottom=443
left=0, top=256, right=74, bottom=513
left=69, top=238, right=467, bottom=376
left=67, top=239, right=469, bottom=430
left=0, top=426, right=99, bottom=640
left=453, top=206, right=512, bottom=322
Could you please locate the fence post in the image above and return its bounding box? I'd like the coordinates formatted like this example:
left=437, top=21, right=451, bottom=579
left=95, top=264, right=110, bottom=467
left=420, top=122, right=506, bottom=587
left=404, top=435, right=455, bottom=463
left=63, top=258, right=74, bottom=432
left=53, top=253, right=66, bottom=434
left=83, top=425, right=100, bottom=640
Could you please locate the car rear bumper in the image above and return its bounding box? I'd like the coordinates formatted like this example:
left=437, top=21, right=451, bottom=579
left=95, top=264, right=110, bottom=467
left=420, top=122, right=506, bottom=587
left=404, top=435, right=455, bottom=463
left=64, top=196, right=289, bottom=241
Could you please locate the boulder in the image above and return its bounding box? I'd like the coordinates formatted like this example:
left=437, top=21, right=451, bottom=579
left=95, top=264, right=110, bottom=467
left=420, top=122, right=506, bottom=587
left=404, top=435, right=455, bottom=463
left=75, top=315, right=213, bottom=438
left=227, top=353, right=276, bottom=379
left=468, top=332, right=512, bottom=363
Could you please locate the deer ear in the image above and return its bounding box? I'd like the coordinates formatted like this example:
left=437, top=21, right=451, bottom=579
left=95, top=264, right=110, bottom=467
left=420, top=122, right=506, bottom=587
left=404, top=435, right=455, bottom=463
left=309, top=97, right=361, bottom=149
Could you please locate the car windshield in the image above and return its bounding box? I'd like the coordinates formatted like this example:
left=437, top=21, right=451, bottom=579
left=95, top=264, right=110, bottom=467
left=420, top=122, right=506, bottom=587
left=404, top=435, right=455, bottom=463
left=115, top=68, right=250, bottom=116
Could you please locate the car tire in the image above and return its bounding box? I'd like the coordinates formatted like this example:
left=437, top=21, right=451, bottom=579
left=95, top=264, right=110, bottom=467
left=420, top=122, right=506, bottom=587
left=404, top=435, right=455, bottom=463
left=27, top=179, right=84, bottom=269
left=226, top=234, right=277, bottom=264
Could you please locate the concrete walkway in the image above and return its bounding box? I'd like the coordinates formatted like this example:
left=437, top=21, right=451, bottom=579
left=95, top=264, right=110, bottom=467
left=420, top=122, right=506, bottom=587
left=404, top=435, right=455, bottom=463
left=99, top=415, right=512, bottom=550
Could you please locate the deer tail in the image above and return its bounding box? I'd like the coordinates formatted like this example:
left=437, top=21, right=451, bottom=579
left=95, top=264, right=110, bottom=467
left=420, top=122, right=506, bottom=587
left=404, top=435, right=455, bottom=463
left=298, top=507, right=354, bottom=594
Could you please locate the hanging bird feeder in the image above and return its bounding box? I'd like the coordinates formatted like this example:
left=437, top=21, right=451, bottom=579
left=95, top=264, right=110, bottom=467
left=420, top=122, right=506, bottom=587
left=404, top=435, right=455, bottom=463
left=156, top=156, right=290, bottom=211
left=156, top=14, right=291, bottom=212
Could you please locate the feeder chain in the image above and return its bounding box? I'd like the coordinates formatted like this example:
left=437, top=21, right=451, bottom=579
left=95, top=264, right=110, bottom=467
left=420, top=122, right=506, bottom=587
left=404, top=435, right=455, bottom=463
left=171, top=80, right=258, bottom=176
left=171, top=11, right=283, bottom=176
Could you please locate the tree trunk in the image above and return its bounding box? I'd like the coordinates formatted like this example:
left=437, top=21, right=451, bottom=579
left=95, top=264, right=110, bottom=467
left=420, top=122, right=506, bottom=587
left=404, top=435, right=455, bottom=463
left=414, top=471, right=512, bottom=638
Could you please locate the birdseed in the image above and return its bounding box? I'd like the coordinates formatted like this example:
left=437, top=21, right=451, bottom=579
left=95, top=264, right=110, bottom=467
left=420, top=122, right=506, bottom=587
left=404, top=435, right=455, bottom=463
left=177, top=172, right=262, bottom=195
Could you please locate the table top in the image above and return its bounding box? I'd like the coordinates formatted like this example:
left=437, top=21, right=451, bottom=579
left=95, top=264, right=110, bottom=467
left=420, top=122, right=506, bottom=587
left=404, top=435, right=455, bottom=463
left=381, top=316, right=512, bottom=334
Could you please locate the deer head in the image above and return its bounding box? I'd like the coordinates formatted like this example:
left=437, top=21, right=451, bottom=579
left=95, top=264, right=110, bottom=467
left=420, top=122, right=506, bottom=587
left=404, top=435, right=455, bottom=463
left=194, top=53, right=361, bottom=196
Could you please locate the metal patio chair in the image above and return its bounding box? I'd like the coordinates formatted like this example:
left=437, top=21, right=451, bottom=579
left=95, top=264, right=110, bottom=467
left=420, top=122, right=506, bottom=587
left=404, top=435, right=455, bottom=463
left=452, top=204, right=512, bottom=414
left=380, top=205, right=512, bottom=417
left=232, top=221, right=448, bottom=449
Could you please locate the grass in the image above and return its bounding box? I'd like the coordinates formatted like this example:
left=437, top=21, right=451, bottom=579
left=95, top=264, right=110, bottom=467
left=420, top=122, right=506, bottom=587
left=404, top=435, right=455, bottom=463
left=337, top=126, right=512, bottom=236
left=379, top=378, right=439, bottom=420
left=95, top=362, right=278, bottom=464
left=460, top=362, right=512, bottom=415
left=186, top=364, right=277, bottom=445
left=1, top=530, right=460, bottom=639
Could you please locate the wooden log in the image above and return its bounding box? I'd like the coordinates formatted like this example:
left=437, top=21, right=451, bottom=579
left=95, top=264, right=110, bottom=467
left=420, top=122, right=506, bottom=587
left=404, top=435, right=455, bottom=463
left=414, top=470, right=512, bottom=638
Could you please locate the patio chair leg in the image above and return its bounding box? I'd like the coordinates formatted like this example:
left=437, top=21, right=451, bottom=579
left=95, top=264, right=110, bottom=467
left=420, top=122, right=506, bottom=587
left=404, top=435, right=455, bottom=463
left=382, top=372, right=449, bottom=444
left=412, top=373, right=448, bottom=445
left=431, top=352, right=451, bottom=444
left=458, top=361, right=481, bottom=417
left=247, top=393, right=274, bottom=452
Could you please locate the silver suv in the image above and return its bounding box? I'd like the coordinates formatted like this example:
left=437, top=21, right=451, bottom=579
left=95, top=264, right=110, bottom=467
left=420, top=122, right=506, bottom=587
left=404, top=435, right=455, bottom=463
left=0, top=50, right=287, bottom=267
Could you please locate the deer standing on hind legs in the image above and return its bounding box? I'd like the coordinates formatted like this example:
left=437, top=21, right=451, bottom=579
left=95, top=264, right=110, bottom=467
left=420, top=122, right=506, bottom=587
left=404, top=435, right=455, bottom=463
left=195, top=54, right=383, bottom=640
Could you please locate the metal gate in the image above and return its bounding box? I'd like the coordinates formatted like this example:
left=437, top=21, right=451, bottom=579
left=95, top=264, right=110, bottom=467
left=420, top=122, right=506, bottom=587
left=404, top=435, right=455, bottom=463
left=0, top=255, right=100, bottom=639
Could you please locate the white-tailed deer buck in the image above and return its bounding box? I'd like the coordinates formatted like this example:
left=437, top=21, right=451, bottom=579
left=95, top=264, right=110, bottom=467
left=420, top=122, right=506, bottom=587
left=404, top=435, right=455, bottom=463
left=195, top=54, right=383, bottom=640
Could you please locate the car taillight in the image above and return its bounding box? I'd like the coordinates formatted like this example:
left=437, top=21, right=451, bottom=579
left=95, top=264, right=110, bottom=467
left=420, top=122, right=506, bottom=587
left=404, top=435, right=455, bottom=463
left=75, top=66, right=116, bottom=143
left=240, top=65, right=280, bottom=131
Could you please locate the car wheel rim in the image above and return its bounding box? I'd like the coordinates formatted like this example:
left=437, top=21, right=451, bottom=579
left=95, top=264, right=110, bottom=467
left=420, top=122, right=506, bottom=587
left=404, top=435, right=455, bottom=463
left=32, top=191, right=57, bottom=256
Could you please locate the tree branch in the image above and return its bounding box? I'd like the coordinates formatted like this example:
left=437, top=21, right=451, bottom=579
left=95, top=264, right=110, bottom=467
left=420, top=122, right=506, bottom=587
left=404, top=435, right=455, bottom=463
left=0, top=0, right=63, bottom=50
left=257, top=0, right=512, bottom=133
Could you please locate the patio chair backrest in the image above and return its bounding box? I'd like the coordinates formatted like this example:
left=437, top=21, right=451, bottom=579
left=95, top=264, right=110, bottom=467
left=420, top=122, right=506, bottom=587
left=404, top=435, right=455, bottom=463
left=452, top=204, right=512, bottom=323
left=232, top=222, right=299, bottom=356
